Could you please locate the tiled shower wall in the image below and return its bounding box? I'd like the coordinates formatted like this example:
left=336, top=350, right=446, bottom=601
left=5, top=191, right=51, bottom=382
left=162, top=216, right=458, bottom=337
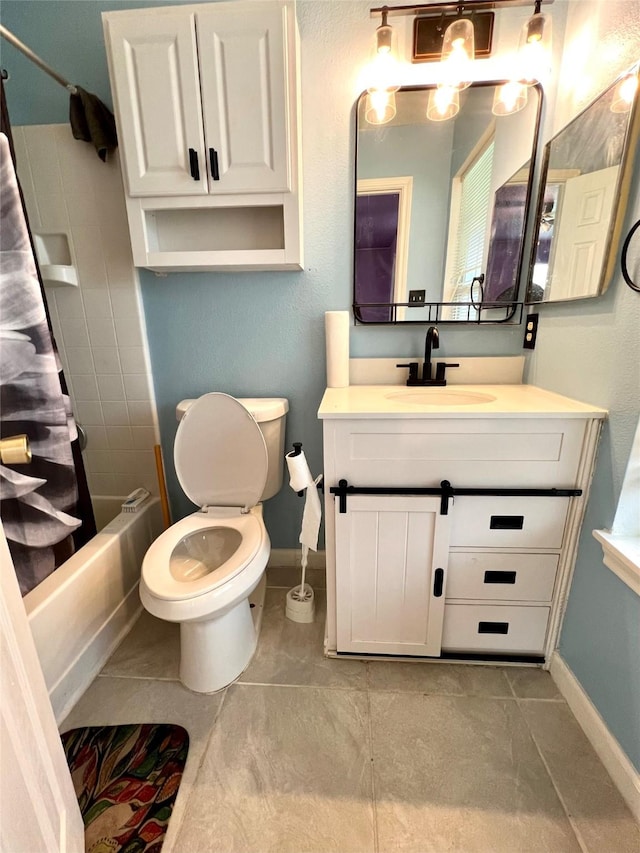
left=13, top=124, right=160, bottom=498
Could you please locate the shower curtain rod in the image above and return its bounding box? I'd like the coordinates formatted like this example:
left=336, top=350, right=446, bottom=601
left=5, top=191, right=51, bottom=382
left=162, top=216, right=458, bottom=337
left=0, top=25, right=78, bottom=95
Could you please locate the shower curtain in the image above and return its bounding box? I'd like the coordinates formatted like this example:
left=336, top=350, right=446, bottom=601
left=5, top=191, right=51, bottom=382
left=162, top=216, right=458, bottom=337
left=0, top=81, right=95, bottom=595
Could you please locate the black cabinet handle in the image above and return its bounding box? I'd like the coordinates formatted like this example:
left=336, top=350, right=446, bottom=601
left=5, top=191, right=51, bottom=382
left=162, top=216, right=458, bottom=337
left=189, top=148, right=200, bottom=181
left=478, top=621, right=509, bottom=634
left=433, top=568, right=444, bottom=598
left=484, top=570, right=517, bottom=584
left=490, top=515, right=524, bottom=530
left=209, top=148, right=220, bottom=181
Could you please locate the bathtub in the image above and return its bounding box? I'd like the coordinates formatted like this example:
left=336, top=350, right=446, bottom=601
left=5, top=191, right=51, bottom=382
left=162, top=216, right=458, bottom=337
left=24, top=496, right=164, bottom=723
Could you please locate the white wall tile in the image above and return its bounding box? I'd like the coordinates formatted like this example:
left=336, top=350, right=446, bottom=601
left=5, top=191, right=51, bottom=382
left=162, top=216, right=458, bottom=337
left=71, top=225, right=108, bottom=288
left=66, top=347, right=95, bottom=374
left=113, top=472, right=146, bottom=495
left=85, top=450, right=115, bottom=474
left=87, top=471, right=117, bottom=495
left=75, top=400, right=104, bottom=425
left=127, top=401, right=154, bottom=427
left=115, top=317, right=143, bottom=347
left=118, top=347, right=146, bottom=374
left=92, top=347, right=121, bottom=374
left=22, top=126, right=64, bottom=198
left=101, top=401, right=130, bottom=426
left=67, top=191, right=100, bottom=228
left=131, top=426, right=156, bottom=450
left=85, top=425, right=109, bottom=452
left=36, top=193, right=70, bottom=231
left=97, top=374, right=125, bottom=401
left=87, top=318, right=117, bottom=348
left=107, top=426, right=134, bottom=450
left=60, top=318, right=90, bottom=348
left=123, top=374, right=150, bottom=401
left=83, top=289, right=113, bottom=319
left=108, top=290, right=138, bottom=319
left=54, top=288, right=85, bottom=320
left=73, top=374, right=99, bottom=401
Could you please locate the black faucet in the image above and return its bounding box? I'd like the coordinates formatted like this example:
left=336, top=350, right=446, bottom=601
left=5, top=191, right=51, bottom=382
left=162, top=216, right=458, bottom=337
left=396, top=325, right=459, bottom=386
left=423, top=326, right=439, bottom=381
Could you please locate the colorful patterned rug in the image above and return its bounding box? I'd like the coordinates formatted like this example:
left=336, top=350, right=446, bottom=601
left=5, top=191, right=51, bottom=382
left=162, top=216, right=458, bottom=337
left=61, top=723, right=189, bottom=853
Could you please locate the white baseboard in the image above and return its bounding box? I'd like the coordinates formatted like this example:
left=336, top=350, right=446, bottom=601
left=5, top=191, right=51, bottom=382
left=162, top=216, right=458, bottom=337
left=549, top=651, right=640, bottom=822
left=268, top=548, right=326, bottom=569
left=51, top=587, right=142, bottom=725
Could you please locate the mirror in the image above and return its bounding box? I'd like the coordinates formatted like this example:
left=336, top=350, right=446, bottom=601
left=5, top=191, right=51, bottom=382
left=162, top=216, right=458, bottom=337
left=354, top=81, right=542, bottom=324
left=527, top=67, right=640, bottom=303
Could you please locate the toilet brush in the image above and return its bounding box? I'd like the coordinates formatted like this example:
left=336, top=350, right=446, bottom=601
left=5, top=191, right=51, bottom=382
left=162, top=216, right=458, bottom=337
left=286, top=546, right=315, bottom=623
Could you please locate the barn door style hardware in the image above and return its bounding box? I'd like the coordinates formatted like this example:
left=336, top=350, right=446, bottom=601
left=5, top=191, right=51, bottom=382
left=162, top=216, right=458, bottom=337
left=330, top=479, right=582, bottom=514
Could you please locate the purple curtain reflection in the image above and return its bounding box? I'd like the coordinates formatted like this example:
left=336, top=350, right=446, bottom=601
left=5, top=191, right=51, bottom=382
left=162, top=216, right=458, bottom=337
left=355, top=193, right=400, bottom=322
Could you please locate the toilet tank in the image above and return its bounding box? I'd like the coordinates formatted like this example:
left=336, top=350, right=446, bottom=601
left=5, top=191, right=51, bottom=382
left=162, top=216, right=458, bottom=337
left=176, top=396, right=289, bottom=502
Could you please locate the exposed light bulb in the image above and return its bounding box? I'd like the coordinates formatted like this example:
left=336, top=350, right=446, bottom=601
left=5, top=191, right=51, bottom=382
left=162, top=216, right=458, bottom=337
left=518, top=9, right=552, bottom=86
left=367, top=10, right=401, bottom=95
left=611, top=72, right=638, bottom=113
left=427, top=85, right=460, bottom=122
left=365, top=89, right=397, bottom=125
left=492, top=80, right=528, bottom=116
left=440, top=17, right=475, bottom=91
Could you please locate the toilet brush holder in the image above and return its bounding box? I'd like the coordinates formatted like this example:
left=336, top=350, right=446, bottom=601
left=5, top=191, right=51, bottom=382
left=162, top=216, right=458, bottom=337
left=286, top=583, right=315, bottom=623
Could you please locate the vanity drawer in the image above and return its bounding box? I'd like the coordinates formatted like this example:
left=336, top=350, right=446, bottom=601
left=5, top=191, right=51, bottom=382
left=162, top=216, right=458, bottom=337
left=442, top=604, right=549, bottom=654
left=449, top=496, right=569, bottom=548
left=446, top=552, right=558, bottom=602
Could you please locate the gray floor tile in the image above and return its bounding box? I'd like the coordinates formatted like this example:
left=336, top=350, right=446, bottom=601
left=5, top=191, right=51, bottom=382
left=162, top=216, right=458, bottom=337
left=506, top=667, right=564, bottom=700
left=101, top=610, right=179, bottom=680
left=520, top=700, right=640, bottom=853
left=370, top=691, right=581, bottom=852
left=369, top=660, right=513, bottom=697
left=61, top=676, right=225, bottom=853
left=175, top=684, right=375, bottom=853
left=239, top=587, right=367, bottom=690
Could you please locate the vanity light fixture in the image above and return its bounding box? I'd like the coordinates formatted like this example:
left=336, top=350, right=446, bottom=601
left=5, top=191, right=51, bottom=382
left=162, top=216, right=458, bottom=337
left=365, top=5, right=401, bottom=124
left=440, top=7, right=475, bottom=90
left=492, top=79, right=528, bottom=115
left=517, top=0, right=552, bottom=85
left=427, top=84, right=460, bottom=120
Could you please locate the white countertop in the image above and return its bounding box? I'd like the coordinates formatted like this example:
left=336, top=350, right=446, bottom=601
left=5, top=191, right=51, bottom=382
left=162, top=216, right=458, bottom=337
left=318, top=385, right=608, bottom=419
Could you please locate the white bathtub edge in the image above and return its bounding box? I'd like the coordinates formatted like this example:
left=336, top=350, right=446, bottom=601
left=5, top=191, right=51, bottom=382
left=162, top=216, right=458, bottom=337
left=53, top=587, right=143, bottom=725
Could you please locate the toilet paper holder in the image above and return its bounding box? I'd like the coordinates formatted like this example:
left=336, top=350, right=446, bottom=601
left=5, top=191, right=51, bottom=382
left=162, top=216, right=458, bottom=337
left=288, top=442, right=323, bottom=495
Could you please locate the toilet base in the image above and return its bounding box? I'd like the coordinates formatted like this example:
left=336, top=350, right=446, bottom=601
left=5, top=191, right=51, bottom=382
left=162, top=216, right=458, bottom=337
left=179, top=576, right=267, bottom=693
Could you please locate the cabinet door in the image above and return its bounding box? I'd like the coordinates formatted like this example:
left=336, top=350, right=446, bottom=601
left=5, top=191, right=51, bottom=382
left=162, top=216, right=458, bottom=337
left=335, top=496, right=450, bottom=656
left=106, top=13, right=207, bottom=196
left=197, top=3, right=291, bottom=194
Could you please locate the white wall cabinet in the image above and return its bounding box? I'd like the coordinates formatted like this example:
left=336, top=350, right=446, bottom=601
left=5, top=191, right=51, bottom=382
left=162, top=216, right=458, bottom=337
left=320, top=400, right=604, bottom=663
left=103, top=1, right=302, bottom=271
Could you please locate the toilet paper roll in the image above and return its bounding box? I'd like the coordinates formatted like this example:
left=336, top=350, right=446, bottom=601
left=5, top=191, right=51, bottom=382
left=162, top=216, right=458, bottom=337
left=325, top=310, right=350, bottom=388
left=285, top=450, right=322, bottom=553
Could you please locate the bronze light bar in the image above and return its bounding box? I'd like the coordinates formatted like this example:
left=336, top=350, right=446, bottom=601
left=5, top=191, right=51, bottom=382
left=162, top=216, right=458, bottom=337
left=370, top=0, right=553, bottom=18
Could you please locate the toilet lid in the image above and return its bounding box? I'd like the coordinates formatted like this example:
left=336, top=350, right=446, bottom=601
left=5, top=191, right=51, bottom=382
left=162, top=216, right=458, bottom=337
left=174, top=393, right=268, bottom=508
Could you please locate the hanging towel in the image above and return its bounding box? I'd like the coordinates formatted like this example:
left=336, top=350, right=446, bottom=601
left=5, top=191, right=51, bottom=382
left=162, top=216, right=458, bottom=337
left=69, top=86, right=117, bottom=161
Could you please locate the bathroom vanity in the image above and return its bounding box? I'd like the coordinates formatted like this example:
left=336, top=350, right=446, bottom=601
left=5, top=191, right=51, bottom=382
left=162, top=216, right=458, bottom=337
left=319, top=384, right=606, bottom=664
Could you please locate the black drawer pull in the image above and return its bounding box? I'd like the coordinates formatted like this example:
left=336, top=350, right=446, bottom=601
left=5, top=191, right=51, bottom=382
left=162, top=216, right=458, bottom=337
left=478, top=621, right=509, bottom=634
left=433, top=567, right=444, bottom=597
left=490, top=515, right=524, bottom=530
left=189, top=148, right=200, bottom=181
left=484, top=570, right=517, bottom=584
left=209, top=147, right=220, bottom=181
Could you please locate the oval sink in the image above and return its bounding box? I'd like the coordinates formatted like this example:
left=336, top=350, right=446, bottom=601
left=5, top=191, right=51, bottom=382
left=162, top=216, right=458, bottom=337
left=385, top=389, right=496, bottom=406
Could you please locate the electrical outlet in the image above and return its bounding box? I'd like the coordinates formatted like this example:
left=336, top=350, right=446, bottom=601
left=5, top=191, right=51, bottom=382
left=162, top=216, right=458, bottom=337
left=523, top=313, right=539, bottom=349
left=408, top=289, right=426, bottom=305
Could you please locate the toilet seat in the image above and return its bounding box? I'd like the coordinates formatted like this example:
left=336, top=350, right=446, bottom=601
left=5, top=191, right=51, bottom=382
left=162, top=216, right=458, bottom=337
left=142, top=510, right=264, bottom=602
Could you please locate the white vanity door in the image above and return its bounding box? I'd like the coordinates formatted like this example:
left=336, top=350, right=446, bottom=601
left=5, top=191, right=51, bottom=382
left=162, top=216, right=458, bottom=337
left=335, top=495, right=450, bottom=656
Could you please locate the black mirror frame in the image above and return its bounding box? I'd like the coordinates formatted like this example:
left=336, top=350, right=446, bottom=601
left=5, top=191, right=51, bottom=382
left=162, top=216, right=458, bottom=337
left=352, top=81, right=543, bottom=326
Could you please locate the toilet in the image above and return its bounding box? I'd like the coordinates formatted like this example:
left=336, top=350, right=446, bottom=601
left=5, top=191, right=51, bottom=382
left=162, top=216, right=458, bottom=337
left=140, top=392, right=288, bottom=693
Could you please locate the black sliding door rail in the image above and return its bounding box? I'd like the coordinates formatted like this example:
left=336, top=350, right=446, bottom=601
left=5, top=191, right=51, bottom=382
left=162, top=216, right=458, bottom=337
left=330, top=479, right=582, bottom=515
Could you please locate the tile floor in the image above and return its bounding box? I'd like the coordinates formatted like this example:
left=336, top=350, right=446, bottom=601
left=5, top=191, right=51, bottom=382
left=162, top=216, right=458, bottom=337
left=62, top=580, right=639, bottom=853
